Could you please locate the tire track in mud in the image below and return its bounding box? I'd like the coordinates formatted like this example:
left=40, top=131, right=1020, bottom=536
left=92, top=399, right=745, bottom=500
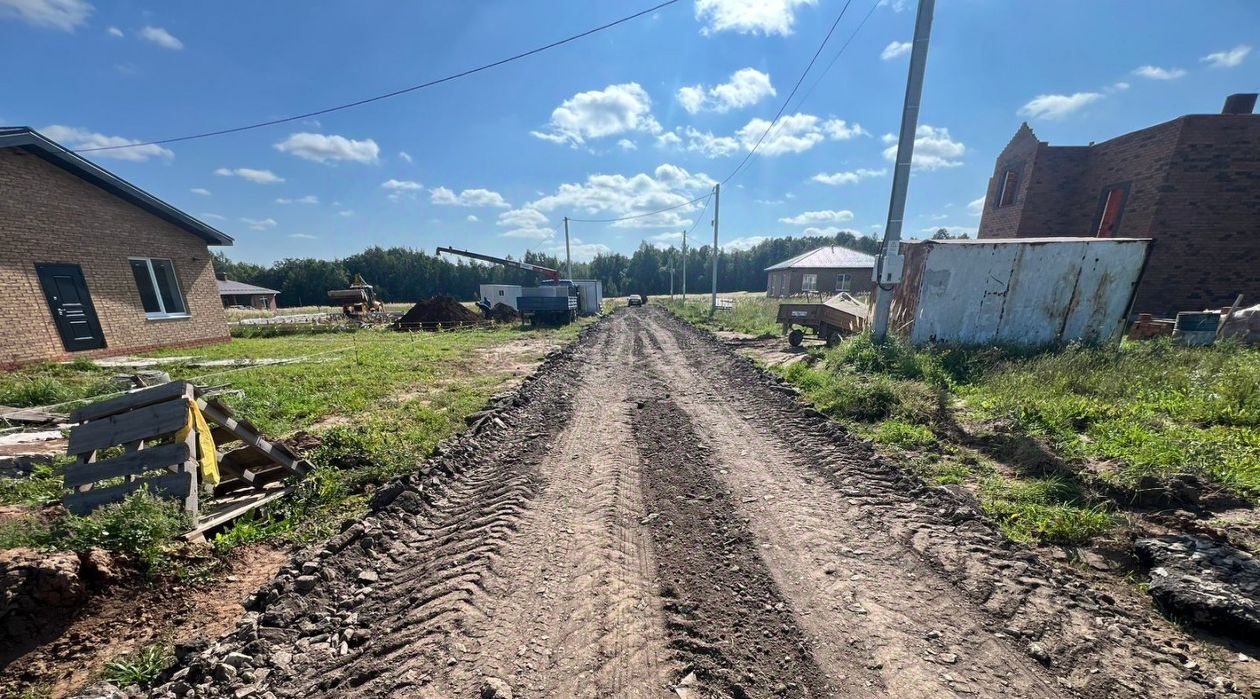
left=635, top=307, right=1237, bottom=698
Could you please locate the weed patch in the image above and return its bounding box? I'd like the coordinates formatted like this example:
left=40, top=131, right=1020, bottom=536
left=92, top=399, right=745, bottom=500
left=103, top=643, right=172, bottom=688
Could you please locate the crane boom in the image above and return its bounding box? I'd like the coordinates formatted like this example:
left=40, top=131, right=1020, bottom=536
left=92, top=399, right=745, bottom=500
left=436, top=246, right=561, bottom=281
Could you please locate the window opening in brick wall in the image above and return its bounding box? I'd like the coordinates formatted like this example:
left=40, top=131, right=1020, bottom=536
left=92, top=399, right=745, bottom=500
left=129, top=257, right=188, bottom=319
left=1094, top=186, right=1128, bottom=238
left=997, top=169, right=1019, bottom=207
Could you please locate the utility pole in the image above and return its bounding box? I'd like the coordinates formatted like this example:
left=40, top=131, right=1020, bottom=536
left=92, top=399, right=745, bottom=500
left=682, top=228, right=687, bottom=302
left=872, top=0, right=935, bottom=342
left=710, top=183, right=720, bottom=314
left=668, top=260, right=674, bottom=298
left=563, top=216, right=572, bottom=281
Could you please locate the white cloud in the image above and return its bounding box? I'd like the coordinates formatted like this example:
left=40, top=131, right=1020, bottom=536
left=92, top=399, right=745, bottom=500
left=1110, top=81, right=1130, bottom=92
left=501, top=226, right=555, bottom=240
left=190, top=187, right=211, bottom=196
left=735, top=113, right=866, bottom=156
left=694, top=0, right=816, bottom=36
left=215, top=167, right=284, bottom=184
left=526, top=164, right=714, bottom=230
left=878, top=0, right=909, bottom=11
left=42, top=125, right=173, bottom=161
left=811, top=168, right=886, bottom=185
left=967, top=196, right=985, bottom=215
left=881, top=124, right=966, bottom=170
left=677, top=127, right=741, bottom=158
left=1201, top=44, right=1251, bottom=68
left=802, top=226, right=861, bottom=237
left=722, top=235, right=770, bottom=251
left=546, top=237, right=608, bottom=261
left=1017, top=92, right=1103, bottom=120
left=240, top=217, right=277, bottom=230
left=276, top=195, right=318, bottom=205
left=656, top=131, right=682, bottom=148
left=338, top=209, right=354, bottom=217
left=617, top=138, right=638, bottom=151
left=139, top=26, right=183, bottom=50
left=199, top=213, right=225, bottom=221
left=880, top=41, right=911, bottom=61
left=274, top=132, right=380, bottom=164
left=106, top=25, right=122, bottom=37
left=1133, top=65, right=1186, bottom=80
left=0, top=0, right=91, bottom=30
left=779, top=209, right=854, bottom=225
left=466, top=214, right=478, bottom=223
left=381, top=179, right=422, bottom=190
left=398, top=151, right=413, bottom=163
left=677, top=67, right=776, bottom=114
left=288, top=233, right=317, bottom=240
left=532, top=83, right=661, bottom=147
left=498, top=207, right=550, bottom=229
left=430, top=186, right=510, bottom=208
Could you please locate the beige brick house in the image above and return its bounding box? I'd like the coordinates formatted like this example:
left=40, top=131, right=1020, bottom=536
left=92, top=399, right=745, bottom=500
left=1, top=127, right=234, bottom=369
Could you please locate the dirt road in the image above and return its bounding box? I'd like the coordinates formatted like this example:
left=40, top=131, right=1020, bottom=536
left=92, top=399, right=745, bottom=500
left=154, top=308, right=1240, bottom=698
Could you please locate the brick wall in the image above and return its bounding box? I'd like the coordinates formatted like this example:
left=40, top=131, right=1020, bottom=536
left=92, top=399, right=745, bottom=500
left=0, top=149, right=230, bottom=368
left=976, top=114, right=1260, bottom=315
left=976, top=124, right=1041, bottom=239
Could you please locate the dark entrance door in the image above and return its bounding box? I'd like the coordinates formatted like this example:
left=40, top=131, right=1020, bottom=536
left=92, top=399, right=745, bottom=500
left=35, top=263, right=106, bottom=352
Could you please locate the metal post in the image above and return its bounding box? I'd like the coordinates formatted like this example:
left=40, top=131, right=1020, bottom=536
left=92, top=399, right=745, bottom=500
left=563, top=217, right=572, bottom=281
left=682, top=228, right=687, bottom=302
left=872, top=0, right=934, bottom=342
left=710, top=184, right=720, bottom=314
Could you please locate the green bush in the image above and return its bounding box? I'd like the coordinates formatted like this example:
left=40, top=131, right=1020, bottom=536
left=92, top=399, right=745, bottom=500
left=874, top=420, right=937, bottom=450
left=0, top=462, right=65, bottom=507
left=979, top=476, right=1114, bottom=546
left=57, top=492, right=190, bottom=573
left=103, top=643, right=172, bottom=687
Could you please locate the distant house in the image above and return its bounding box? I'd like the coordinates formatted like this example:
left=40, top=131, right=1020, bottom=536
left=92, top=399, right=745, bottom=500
left=0, top=127, right=234, bottom=368
left=765, top=245, right=876, bottom=298
left=217, top=275, right=279, bottom=310
left=977, top=94, right=1260, bottom=315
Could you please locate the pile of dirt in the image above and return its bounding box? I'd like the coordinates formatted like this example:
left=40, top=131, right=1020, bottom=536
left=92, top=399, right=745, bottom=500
left=484, top=302, right=521, bottom=322
left=397, top=296, right=481, bottom=326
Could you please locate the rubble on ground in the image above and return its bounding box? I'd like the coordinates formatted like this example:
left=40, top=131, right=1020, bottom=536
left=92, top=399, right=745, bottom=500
left=1136, top=534, right=1260, bottom=638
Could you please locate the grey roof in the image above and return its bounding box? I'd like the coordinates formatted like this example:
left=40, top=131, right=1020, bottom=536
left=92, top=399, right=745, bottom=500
left=765, top=245, right=876, bottom=271
left=0, top=126, right=232, bottom=246
left=217, top=279, right=278, bottom=296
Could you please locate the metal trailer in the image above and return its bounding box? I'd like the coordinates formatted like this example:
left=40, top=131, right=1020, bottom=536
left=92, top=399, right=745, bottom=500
left=777, top=293, right=869, bottom=347
left=888, top=237, right=1152, bottom=345
left=519, top=284, right=578, bottom=325
left=479, top=284, right=523, bottom=311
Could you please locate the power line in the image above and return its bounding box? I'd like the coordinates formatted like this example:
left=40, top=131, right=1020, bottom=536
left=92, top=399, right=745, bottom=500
left=787, top=0, right=881, bottom=115
left=720, top=0, right=855, bottom=187
left=74, top=0, right=681, bottom=153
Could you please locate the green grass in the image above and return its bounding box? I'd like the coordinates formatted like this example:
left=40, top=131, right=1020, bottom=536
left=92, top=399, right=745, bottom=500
left=660, top=296, right=783, bottom=337
left=0, top=321, right=587, bottom=562
left=102, top=643, right=172, bottom=688
left=735, top=327, right=1260, bottom=547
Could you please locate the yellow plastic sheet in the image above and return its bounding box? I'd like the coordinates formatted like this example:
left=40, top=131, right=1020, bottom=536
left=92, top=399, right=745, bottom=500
left=175, top=399, right=219, bottom=486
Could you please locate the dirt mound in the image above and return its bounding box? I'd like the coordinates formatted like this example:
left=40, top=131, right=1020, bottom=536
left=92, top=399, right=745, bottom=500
left=397, top=296, right=481, bottom=326
left=484, top=302, right=521, bottom=322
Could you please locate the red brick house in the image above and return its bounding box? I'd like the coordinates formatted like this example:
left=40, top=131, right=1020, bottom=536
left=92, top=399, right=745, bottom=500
left=765, top=245, right=876, bottom=298
left=976, top=94, right=1260, bottom=315
left=1, top=127, right=234, bottom=368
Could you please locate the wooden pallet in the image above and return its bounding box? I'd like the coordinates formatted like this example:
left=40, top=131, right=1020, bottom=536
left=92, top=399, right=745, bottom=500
left=64, top=382, right=312, bottom=535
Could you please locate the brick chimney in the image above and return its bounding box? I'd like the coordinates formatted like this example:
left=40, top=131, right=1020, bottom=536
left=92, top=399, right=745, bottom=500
left=1222, top=93, right=1257, bottom=115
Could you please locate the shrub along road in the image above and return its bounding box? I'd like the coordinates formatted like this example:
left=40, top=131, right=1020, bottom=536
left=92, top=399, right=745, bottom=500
left=150, top=307, right=1245, bottom=698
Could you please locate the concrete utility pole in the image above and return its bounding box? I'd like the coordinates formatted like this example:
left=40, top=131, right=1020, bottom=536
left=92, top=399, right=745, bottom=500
left=871, top=0, right=935, bottom=342
left=669, top=260, right=674, bottom=298
left=682, top=228, right=687, bottom=302
left=563, top=217, right=572, bottom=281
left=710, top=183, right=720, bottom=314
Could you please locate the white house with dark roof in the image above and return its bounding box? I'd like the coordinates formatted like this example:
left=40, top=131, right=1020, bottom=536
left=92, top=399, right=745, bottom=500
left=764, top=246, right=876, bottom=298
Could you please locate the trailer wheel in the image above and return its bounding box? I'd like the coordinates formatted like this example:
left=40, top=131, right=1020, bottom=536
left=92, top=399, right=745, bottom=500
left=787, top=329, right=804, bottom=347
left=825, top=331, right=842, bottom=348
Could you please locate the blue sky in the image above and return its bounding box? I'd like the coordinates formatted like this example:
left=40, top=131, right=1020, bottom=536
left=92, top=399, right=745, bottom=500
left=2, top=0, right=1256, bottom=264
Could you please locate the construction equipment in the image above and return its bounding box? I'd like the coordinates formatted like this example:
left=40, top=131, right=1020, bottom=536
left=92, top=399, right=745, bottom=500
left=437, top=246, right=582, bottom=325
left=327, top=273, right=383, bottom=319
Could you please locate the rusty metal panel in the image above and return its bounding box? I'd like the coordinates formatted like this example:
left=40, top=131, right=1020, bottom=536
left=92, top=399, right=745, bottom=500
left=903, top=238, right=1149, bottom=345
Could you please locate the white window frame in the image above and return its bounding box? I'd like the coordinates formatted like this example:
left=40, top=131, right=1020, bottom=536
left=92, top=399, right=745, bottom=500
left=129, top=257, right=190, bottom=320
left=801, top=273, right=818, bottom=293
left=836, top=273, right=851, bottom=292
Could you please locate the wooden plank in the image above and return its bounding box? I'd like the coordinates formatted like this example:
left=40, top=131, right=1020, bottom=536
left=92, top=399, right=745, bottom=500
left=70, top=381, right=192, bottom=423
left=198, top=401, right=310, bottom=475
left=63, top=471, right=193, bottom=515
left=63, top=442, right=190, bottom=488
left=67, top=398, right=189, bottom=456
left=180, top=485, right=294, bottom=542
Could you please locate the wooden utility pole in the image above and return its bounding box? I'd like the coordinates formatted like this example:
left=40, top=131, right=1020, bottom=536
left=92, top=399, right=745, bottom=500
left=710, top=183, right=720, bottom=314
left=563, top=217, right=572, bottom=281
left=682, top=228, right=687, bottom=302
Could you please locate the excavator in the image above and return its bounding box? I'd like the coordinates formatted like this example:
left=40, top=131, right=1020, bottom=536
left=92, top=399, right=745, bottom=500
left=436, top=246, right=578, bottom=325
left=327, top=273, right=384, bottom=320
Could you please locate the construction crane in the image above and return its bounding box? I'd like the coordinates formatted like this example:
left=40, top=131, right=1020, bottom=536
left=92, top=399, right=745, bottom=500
left=436, top=246, right=561, bottom=282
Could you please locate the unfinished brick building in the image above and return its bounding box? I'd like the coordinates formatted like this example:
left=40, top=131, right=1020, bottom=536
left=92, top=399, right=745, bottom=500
left=1, top=127, right=234, bottom=368
left=977, top=94, right=1260, bottom=316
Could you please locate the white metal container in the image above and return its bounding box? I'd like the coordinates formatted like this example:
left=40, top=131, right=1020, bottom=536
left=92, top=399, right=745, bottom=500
left=889, top=238, right=1151, bottom=345
left=572, top=280, right=604, bottom=315
left=479, top=284, right=523, bottom=311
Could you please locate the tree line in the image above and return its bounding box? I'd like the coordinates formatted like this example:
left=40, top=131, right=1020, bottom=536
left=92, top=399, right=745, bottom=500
left=212, top=230, right=882, bottom=307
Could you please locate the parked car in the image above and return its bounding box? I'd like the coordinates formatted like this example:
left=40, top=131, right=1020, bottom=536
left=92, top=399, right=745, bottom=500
left=628, top=294, right=644, bottom=306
